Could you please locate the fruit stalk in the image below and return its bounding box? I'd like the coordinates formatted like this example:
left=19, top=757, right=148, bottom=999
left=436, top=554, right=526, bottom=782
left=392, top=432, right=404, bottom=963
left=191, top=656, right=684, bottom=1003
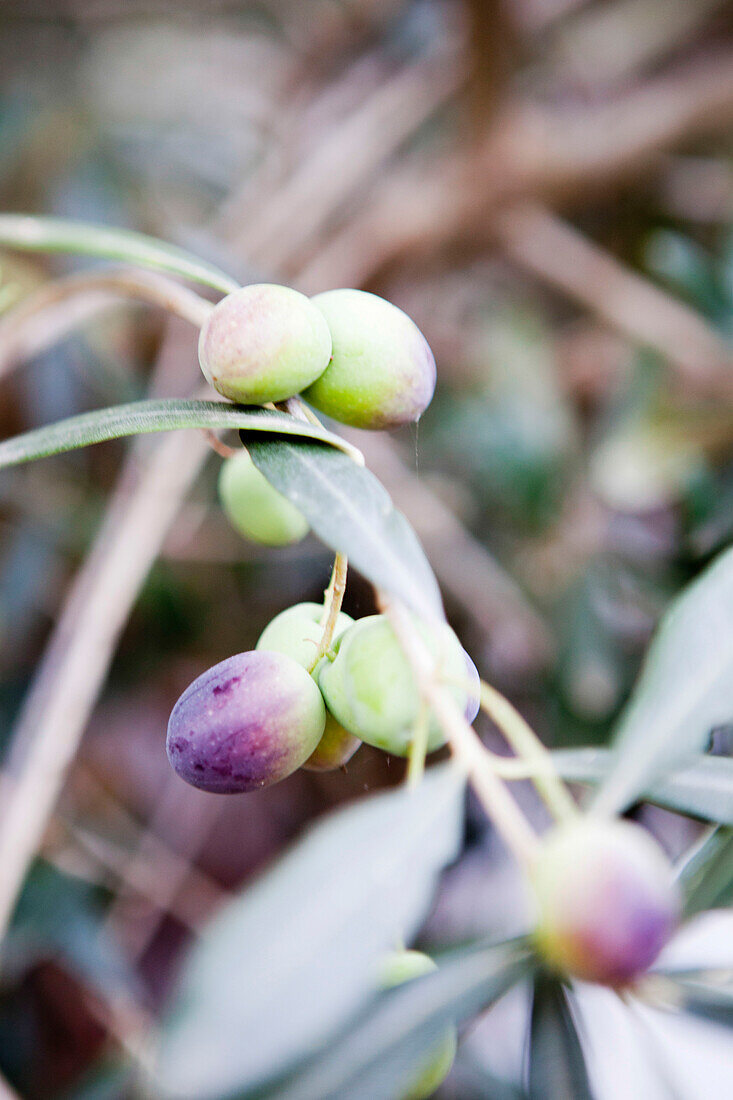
left=382, top=598, right=539, bottom=867
left=312, top=552, right=349, bottom=669
left=478, top=681, right=578, bottom=823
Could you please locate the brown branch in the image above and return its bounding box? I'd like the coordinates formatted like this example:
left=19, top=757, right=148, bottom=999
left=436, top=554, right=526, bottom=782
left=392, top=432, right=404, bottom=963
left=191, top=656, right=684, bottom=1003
left=0, top=352, right=209, bottom=941
left=226, top=51, right=463, bottom=277
left=0, top=267, right=212, bottom=379
left=494, top=202, right=732, bottom=390
left=299, top=50, right=733, bottom=289
left=349, top=431, right=554, bottom=675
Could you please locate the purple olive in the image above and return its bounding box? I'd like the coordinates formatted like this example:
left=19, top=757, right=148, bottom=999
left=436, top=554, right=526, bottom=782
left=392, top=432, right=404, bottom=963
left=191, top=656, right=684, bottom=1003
left=532, top=818, right=680, bottom=986
left=166, top=651, right=326, bottom=793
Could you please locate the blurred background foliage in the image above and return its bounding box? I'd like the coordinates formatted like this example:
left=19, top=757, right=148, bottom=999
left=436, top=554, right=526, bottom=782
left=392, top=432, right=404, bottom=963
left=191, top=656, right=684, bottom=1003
left=0, top=0, right=730, bottom=1095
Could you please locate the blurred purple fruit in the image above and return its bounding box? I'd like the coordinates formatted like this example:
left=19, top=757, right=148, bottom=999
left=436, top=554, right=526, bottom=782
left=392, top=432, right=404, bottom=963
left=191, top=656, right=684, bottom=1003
left=532, top=818, right=680, bottom=986
left=166, top=651, right=326, bottom=793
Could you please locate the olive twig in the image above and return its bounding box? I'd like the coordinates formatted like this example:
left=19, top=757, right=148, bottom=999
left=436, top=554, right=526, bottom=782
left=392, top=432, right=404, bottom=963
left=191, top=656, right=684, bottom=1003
left=407, top=700, right=430, bottom=788
left=0, top=265, right=213, bottom=338
left=478, top=681, right=578, bottom=823
left=283, top=395, right=324, bottom=427
left=281, top=397, right=351, bottom=668
left=312, top=551, right=349, bottom=668
left=203, top=430, right=238, bottom=459
left=382, top=598, right=539, bottom=868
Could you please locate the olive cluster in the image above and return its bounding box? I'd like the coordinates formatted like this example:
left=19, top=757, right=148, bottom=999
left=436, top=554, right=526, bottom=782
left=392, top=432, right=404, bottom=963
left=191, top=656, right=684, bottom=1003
left=199, top=284, right=436, bottom=429
left=166, top=603, right=480, bottom=794
left=204, top=284, right=437, bottom=548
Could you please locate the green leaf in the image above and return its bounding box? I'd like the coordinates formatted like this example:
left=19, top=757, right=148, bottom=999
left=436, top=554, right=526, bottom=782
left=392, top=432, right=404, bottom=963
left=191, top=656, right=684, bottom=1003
left=679, top=827, right=733, bottom=917
left=259, top=939, right=533, bottom=1100
left=0, top=401, right=359, bottom=470
left=0, top=213, right=239, bottom=294
left=593, top=546, right=733, bottom=815
left=245, top=435, right=444, bottom=620
left=668, top=975, right=733, bottom=1028
left=528, top=976, right=592, bottom=1100
left=156, top=765, right=466, bottom=1100
left=552, top=748, right=733, bottom=824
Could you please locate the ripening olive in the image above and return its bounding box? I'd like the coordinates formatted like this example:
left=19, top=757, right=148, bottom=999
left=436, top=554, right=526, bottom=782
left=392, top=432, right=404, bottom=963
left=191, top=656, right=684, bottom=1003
left=257, top=602, right=361, bottom=770
left=381, top=950, right=457, bottom=1099
left=166, top=651, right=325, bottom=793
left=532, top=818, right=680, bottom=986
left=316, top=614, right=476, bottom=757
left=303, top=289, right=436, bottom=429
left=219, top=450, right=309, bottom=547
left=255, top=601, right=353, bottom=668
left=198, top=283, right=332, bottom=404
left=302, top=711, right=361, bottom=772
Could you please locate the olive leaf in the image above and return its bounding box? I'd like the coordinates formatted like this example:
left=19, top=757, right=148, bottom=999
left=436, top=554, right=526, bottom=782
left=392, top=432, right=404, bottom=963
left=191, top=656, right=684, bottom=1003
left=528, top=976, right=593, bottom=1100
left=0, top=401, right=359, bottom=470
left=551, top=748, right=733, bottom=825
left=258, top=939, right=533, bottom=1100
left=667, top=976, right=733, bottom=1028
left=0, top=213, right=239, bottom=294
left=678, top=827, right=733, bottom=917
left=245, top=435, right=444, bottom=621
left=156, top=764, right=465, bottom=1100
left=593, top=546, right=733, bottom=816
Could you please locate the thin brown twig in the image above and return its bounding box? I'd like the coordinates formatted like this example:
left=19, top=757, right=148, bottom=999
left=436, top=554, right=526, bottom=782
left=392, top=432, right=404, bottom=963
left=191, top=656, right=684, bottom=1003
left=203, top=429, right=238, bottom=459
left=494, top=202, right=732, bottom=390
left=226, top=51, right=463, bottom=275
left=382, top=598, right=539, bottom=867
left=299, top=50, right=733, bottom=291
left=0, top=1071, right=19, bottom=1100
left=0, top=352, right=209, bottom=943
left=57, top=818, right=224, bottom=933
left=0, top=266, right=213, bottom=379
left=345, top=431, right=554, bottom=675
left=102, top=777, right=225, bottom=963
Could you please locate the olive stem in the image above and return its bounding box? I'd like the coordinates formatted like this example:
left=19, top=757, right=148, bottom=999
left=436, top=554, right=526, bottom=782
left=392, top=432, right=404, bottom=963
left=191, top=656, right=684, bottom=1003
left=278, top=397, right=351, bottom=669
left=284, top=395, right=324, bottom=428
left=0, top=265, right=213, bottom=337
left=203, top=430, right=238, bottom=459
left=407, top=701, right=430, bottom=788
left=477, top=681, right=578, bottom=823
left=312, top=552, right=349, bottom=668
left=382, top=598, right=539, bottom=867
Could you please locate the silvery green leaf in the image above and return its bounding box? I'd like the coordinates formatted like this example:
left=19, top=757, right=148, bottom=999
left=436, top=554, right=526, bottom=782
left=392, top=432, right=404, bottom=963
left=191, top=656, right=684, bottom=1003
left=0, top=401, right=358, bottom=470
left=246, top=435, right=444, bottom=620
left=594, top=546, right=733, bottom=815
left=528, top=976, right=592, bottom=1100
left=156, top=765, right=465, bottom=1099
left=552, top=748, right=733, bottom=824
left=0, top=213, right=238, bottom=294
left=260, top=939, right=533, bottom=1100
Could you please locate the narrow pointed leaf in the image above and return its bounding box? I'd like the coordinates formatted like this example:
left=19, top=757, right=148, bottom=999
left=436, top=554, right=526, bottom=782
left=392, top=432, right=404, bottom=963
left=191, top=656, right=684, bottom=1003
left=678, top=827, right=733, bottom=917
left=156, top=765, right=465, bottom=1100
left=667, top=976, right=733, bottom=1028
left=260, top=939, right=533, bottom=1100
left=0, top=213, right=239, bottom=294
left=594, top=546, right=733, bottom=815
left=552, top=748, right=733, bottom=825
left=245, top=435, right=444, bottom=620
left=528, top=976, right=592, bottom=1100
left=0, top=401, right=359, bottom=470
